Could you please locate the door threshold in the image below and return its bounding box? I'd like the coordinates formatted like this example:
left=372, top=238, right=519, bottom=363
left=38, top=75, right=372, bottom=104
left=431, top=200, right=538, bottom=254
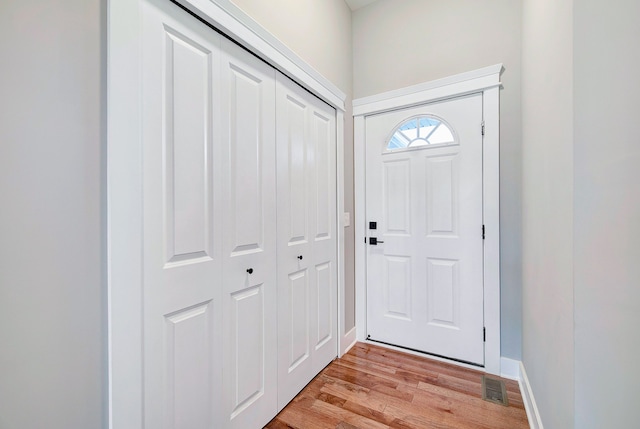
left=364, top=338, right=485, bottom=372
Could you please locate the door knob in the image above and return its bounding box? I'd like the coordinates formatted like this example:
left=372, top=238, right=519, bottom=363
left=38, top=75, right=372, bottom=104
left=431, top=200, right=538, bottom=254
left=369, top=237, right=384, bottom=245
left=297, top=255, right=303, bottom=260
left=246, top=268, right=254, bottom=274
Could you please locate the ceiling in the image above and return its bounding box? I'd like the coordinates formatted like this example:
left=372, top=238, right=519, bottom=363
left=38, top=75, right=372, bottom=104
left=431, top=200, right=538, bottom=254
left=344, top=0, right=378, bottom=11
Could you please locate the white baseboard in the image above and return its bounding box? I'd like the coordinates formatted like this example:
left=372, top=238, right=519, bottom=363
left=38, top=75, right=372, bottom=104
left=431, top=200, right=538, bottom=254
left=519, top=362, right=544, bottom=429
left=500, top=357, right=520, bottom=380
left=339, top=327, right=357, bottom=357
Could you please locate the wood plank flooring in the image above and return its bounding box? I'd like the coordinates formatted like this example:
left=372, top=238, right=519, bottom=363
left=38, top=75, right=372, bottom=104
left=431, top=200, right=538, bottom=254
left=266, top=342, right=529, bottom=429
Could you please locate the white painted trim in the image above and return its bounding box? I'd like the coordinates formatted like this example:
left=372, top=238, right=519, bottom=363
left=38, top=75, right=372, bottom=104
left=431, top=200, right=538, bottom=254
left=500, top=357, right=521, bottom=381
left=482, top=85, right=501, bottom=375
left=353, top=64, right=502, bottom=116
left=107, top=0, right=143, bottom=427
left=336, top=110, right=347, bottom=358
left=353, top=65, right=503, bottom=375
left=108, top=1, right=347, bottom=427
left=175, top=0, right=345, bottom=111
left=341, top=327, right=358, bottom=356
left=353, top=115, right=367, bottom=343
left=520, top=362, right=544, bottom=429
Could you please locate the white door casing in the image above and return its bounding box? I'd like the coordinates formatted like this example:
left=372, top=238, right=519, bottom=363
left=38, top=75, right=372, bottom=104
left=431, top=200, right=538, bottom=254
left=353, top=65, right=502, bottom=374
left=365, top=94, right=484, bottom=365
left=276, top=74, right=338, bottom=410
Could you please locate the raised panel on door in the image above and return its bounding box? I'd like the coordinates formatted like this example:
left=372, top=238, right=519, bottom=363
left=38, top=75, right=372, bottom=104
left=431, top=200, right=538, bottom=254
left=229, top=285, right=266, bottom=418
left=315, top=262, right=333, bottom=349
left=383, top=256, right=412, bottom=321
left=164, top=302, right=215, bottom=429
left=283, top=94, right=309, bottom=245
left=141, top=1, right=223, bottom=428
left=220, top=38, right=277, bottom=429
left=312, top=110, right=333, bottom=241
left=425, top=153, right=459, bottom=237
left=384, top=159, right=411, bottom=235
left=287, top=269, right=310, bottom=371
left=426, top=258, right=460, bottom=328
left=276, top=73, right=337, bottom=411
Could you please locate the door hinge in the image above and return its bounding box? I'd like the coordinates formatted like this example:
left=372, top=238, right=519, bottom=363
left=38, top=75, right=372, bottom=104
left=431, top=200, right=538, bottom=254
left=483, top=327, right=486, bottom=342
left=482, top=225, right=485, bottom=240
left=481, top=121, right=485, bottom=136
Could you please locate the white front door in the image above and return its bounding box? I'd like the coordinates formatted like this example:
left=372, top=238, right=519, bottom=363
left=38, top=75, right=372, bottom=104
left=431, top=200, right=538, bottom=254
left=365, top=93, right=485, bottom=365
left=276, top=73, right=338, bottom=410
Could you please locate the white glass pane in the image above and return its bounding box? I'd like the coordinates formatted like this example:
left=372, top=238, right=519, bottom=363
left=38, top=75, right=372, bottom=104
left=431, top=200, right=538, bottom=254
left=389, top=132, right=409, bottom=149
left=400, top=128, right=418, bottom=140
left=418, top=124, right=436, bottom=139
left=427, top=124, right=455, bottom=144
left=386, top=116, right=456, bottom=151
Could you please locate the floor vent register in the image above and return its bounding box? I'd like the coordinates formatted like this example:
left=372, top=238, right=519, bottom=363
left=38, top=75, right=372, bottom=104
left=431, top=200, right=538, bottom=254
left=481, top=375, right=509, bottom=406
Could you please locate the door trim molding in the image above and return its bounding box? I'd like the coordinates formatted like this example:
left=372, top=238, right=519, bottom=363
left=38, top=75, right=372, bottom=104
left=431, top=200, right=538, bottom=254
left=108, top=1, right=346, bottom=427
left=353, top=64, right=502, bottom=116
left=353, top=65, right=503, bottom=375
left=174, top=0, right=346, bottom=111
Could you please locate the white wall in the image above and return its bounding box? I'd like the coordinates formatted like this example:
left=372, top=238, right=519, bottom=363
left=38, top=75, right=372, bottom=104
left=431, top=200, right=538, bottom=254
left=352, top=0, right=523, bottom=359
left=573, top=0, right=640, bottom=426
left=230, top=0, right=357, bottom=332
left=0, top=1, right=105, bottom=428
left=521, top=0, right=574, bottom=427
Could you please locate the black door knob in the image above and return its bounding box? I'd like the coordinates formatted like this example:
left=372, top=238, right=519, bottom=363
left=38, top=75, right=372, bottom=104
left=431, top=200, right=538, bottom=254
left=246, top=268, right=254, bottom=274
left=297, top=255, right=303, bottom=260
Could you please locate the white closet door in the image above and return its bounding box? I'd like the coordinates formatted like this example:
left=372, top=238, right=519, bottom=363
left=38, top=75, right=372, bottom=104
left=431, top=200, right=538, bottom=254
left=220, top=39, right=278, bottom=429
left=142, top=1, right=223, bottom=428
left=276, top=73, right=338, bottom=410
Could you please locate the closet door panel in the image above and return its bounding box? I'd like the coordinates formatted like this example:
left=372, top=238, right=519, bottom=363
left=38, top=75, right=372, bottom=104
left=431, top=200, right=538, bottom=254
left=315, top=261, right=333, bottom=348
left=307, top=97, right=338, bottom=376
left=276, top=73, right=338, bottom=411
left=283, top=95, right=309, bottom=244
left=276, top=77, right=313, bottom=409
left=312, top=110, right=333, bottom=241
left=278, top=93, right=313, bottom=377
left=287, top=269, right=310, bottom=368
left=220, top=38, right=277, bottom=429
left=228, top=65, right=266, bottom=252
left=141, top=1, right=223, bottom=428
left=229, top=284, right=265, bottom=413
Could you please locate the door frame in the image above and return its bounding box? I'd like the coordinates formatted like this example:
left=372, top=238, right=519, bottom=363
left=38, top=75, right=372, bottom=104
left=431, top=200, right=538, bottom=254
left=353, top=65, right=503, bottom=375
left=107, top=0, right=346, bottom=427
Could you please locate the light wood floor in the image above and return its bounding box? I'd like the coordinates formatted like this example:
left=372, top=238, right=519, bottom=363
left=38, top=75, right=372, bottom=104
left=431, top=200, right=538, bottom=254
left=266, top=342, right=529, bottom=429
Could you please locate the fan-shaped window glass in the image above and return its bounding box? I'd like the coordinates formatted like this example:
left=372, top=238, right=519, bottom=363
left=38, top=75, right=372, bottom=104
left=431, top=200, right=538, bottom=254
left=386, top=116, right=455, bottom=151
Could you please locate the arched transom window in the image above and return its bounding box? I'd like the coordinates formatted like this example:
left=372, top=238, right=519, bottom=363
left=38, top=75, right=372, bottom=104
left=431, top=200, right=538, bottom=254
left=386, top=115, right=456, bottom=151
